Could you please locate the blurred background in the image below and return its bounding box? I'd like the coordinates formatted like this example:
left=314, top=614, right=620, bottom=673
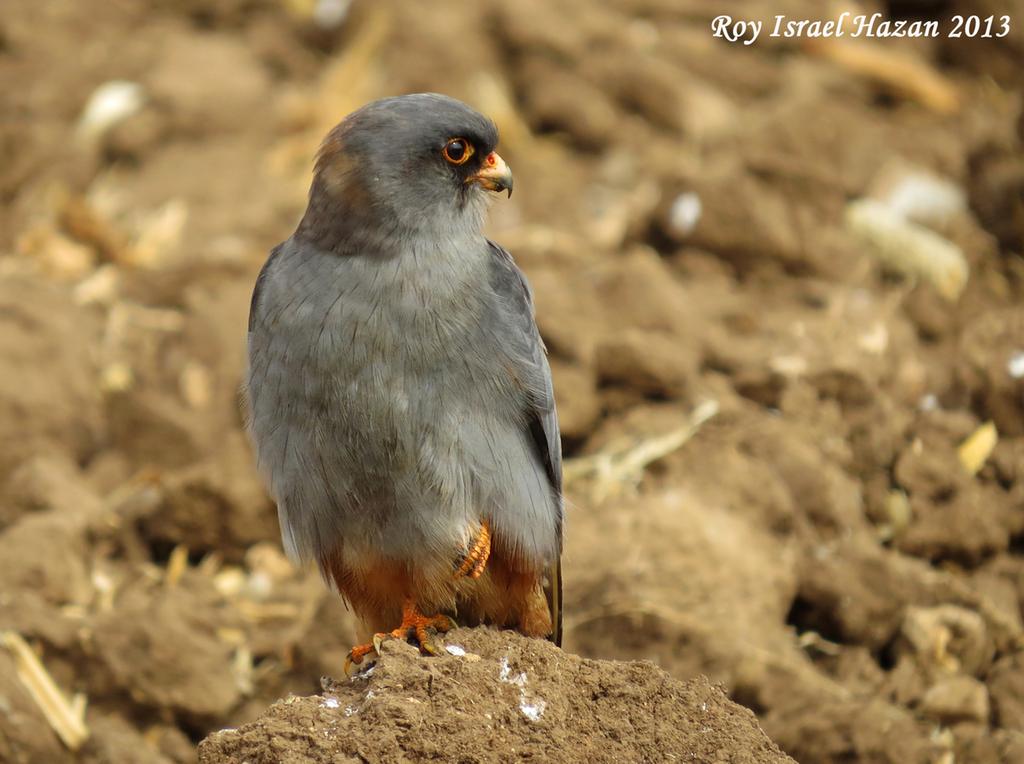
left=1, top=0, right=1023, bottom=761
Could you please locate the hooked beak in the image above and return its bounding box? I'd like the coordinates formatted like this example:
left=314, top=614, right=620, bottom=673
left=467, top=151, right=513, bottom=197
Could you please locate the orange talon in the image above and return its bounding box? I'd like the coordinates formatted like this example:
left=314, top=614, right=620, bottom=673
left=454, top=521, right=491, bottom=580
left=344, top=598, right=455, bottom=673
left=386, top=599, right=455, bottom=647
left=344, top=641, right=378, bottom=674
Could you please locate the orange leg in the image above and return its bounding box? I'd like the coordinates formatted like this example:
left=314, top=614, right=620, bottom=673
left=344, top=598, right=456, bottom=674
left=454, top=521, right=491, bottom=580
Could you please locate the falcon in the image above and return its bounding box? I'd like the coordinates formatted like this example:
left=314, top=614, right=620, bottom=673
left=245, top=94, right=562, bottom=667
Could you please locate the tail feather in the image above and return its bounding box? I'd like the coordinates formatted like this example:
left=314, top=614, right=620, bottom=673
left=545, top=558, right=562, bottom=647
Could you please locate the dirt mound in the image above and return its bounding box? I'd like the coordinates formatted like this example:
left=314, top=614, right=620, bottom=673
left=198, top=628, right=792, bottom=764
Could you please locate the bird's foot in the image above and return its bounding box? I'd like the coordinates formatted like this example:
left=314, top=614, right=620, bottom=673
left=343, top=600, right=457, bottom=676
left=344, top=642, right=379, bottom=675
left=454, top=520, right=491, bottom=579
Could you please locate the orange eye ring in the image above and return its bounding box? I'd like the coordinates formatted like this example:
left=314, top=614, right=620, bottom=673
left=443, top=138, right=474, bottom=165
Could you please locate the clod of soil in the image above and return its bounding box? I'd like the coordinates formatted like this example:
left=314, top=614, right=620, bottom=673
left=198, top=628, right=793, bottom=764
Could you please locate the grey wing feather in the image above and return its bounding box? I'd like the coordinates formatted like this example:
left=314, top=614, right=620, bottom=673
left=487, top=240, right=562, bottom=507
left=488, top=240, right=563, bottom=646
left=248, top=244, right=283, bottom=333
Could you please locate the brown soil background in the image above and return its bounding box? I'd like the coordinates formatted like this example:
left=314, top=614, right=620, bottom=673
left=1, top=0, right=1023, bottom=762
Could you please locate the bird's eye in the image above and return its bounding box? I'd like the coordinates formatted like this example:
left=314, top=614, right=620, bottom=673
left=443, top=138, right=474, bottom=165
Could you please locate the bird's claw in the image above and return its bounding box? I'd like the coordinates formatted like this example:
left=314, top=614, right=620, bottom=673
left=343, top=606, right=457, bottom=675
left=454, top=521, right=491, bottom=579
left=343, top=642, right=379, bottom=677
left=417, top=615, right=458, bottom=655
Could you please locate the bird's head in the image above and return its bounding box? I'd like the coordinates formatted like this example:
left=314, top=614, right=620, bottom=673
left=298, top=93, right=512, bottom=253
